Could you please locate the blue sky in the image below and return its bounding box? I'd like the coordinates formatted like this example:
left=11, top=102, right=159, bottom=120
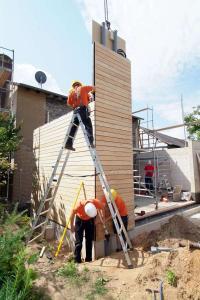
left=0, top=0, right=92, bottom=92
left=1, top=0, right=199, bottom=138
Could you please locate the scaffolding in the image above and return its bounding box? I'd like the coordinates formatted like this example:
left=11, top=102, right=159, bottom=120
left=133, top=106, right=167, bottom=210
left=0, top=46, right=15, bottom=201
left=0, top=46, right=14, bottom=112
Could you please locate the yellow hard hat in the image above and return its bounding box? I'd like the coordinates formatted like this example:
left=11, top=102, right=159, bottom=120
left=111, top=189, right=117, bottom=200
left=71, top=80, right=82, bottom=88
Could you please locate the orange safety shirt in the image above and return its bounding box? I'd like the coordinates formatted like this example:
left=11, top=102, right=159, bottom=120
left=67, top=86, right=93, bottom=109
left=101, top=194, right=128, bottom=217
left=73, top=198, right=104, bottom=221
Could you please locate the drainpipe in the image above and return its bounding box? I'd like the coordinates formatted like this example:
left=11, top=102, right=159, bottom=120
left=101, top=22, right=106, bottom=46
left=113, top=30, right=118, bottom=52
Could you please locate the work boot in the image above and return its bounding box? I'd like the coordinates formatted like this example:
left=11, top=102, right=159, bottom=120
left=85, top=257, right=92, bottom=262
left=65, top=142, right=75, bottom=151
left=89, top=139, right=95, bottom=148
left=90, top=143, right=95, bottom=148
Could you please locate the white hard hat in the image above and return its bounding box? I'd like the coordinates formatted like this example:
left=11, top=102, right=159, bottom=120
left=84, top=202, right=97, bottom=218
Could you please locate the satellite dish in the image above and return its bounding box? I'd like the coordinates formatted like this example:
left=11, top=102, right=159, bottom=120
left=35, top=71, right=47, bottom=88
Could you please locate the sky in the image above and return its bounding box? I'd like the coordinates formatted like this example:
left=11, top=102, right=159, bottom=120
left=0, top=0, right=199, bottom=138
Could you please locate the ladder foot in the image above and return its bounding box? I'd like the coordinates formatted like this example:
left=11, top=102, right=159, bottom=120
left=128, top=264, right=134, bottom=269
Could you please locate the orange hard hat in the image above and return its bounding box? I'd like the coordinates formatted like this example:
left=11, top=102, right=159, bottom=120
left=71, top=80, right=82, bottom=88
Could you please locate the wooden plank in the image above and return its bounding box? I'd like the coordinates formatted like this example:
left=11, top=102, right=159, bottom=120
left=95, top=78, right=131, bottom=98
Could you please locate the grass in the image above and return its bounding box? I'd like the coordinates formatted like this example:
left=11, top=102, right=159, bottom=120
left=57, top=261, right=109, bottom=299
left=86, top=276, right=109, bottom=300
left=57, top=261, right=90, bottom=285
left=166, top=269, right=177, bottom=287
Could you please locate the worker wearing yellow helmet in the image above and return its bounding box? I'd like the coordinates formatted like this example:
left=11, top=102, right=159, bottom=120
left=65, top=80, right=95, bottom=151
left=101, top=189, right=128, bottom=252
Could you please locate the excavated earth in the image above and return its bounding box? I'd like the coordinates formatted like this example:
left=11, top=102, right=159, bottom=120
left=33, top=215, right=200, bottom=299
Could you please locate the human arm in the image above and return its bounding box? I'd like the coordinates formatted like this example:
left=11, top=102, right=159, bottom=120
left=69, top=210, right=76, bottom=232
left=67, top=91, right=76, bottom=109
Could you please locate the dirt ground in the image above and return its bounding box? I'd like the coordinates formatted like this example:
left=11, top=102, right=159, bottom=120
left=33, top=215, right=200, bottom=300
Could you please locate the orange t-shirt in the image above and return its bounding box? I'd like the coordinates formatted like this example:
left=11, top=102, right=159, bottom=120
left=101, top=194, right=128, bottom=217
left=73, top=198, right=104, bottom=221
left=67, top=86, right=93, bottom=109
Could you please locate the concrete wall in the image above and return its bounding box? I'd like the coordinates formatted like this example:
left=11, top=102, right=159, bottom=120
left=190, top=141, right=200, bottom=201
left=46, top=97, right=71, bottom=122
left=136, top=141, right=200, bottom=200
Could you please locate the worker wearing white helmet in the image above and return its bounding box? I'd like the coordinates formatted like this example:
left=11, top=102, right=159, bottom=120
left=65, top=80, right=95, bottom=151
left=70, top=198, right=104, bottom=263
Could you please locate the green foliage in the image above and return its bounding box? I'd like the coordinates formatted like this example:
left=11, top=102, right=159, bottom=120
left=166, top=269, right=177, bottom=287
left=86, top=276, right=109, bottom=300
left=0, top=207, right=39, bottom=300
left=0, top=113, right=22, bottom=186
left=57, top=261, right=90, bottom=286
left=184, top=105, right=200, bottom=140
left=0, top=113, right=22, bottom=156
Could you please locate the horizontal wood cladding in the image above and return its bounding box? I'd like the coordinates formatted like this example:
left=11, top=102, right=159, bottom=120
left=95, top=42, right=134, bottom=233
left=32, top=41, right=135, bottom=243
left=32, top=103, right=95, bottom=226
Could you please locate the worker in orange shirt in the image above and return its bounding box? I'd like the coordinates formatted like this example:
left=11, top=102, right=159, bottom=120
left=65, top=80, right=95, bottom=151
left=101, top=189, right=128, bottom=251
left=69, top=198, right=104, bottom=263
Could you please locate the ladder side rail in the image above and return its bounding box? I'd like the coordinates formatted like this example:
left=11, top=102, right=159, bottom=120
left=28, top=113, right=77, bottom=241
left=77, top=114, right=133, bottom=250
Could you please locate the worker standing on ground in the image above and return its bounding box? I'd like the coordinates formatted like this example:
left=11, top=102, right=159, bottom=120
left=101, top=189, right=128, bottom=251
left=65, top=81, right=95, bottom=151
left=144, top=160, right=155, bottom=191
left=69, top=198, right=104, bottom=263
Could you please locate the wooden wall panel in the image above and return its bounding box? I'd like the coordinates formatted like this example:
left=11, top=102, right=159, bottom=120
left=32, top=103, right=95, bottom=226
left=94, top=43, right=134, bottom=240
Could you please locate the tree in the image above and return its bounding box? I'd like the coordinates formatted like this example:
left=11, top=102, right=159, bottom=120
left=0, top=113, right=22, bottom=187
left=184, top=106, right=200, bottom=141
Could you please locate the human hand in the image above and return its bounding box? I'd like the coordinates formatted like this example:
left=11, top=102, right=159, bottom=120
left=70, top=224, right=75, bottom=233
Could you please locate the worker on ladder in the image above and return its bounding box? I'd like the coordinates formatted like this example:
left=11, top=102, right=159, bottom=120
left=65, top=80, right=95, bottom=151
left=101, top=189, right=129, bottom=252
left=69, top=198, right=104, bottom=263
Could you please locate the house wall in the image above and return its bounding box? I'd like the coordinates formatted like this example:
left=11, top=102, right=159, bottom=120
left=6, top=85, right=70, bottom=204
left=13, top=88, right=46, bottom=203
left=32, top=104, right=95, bottom=225
left=94, top=42, right=134, bottom=242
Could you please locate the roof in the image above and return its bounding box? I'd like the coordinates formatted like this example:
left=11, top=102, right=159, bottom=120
left=132, top=115, right=144, bottom=120
left=14, top=82, right=67, bottom=101
left=141, top=126, right=187, bottom=148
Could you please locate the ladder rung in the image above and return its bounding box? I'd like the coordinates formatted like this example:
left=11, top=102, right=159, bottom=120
left=68, top=135, right=74, bottom=139
left=72, top=123, right=78, bottom=127
left=135, top=194, right=154, bottom=198
left=39, top=209, right=50, bottom=216
left=45, top=197, right=53, bottom=202
left=34, top=220, right=47, bottom=230
left=28, top=232, right=43, bottom=244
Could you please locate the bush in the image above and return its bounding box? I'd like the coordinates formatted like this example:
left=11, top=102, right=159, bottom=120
left=0, top=207, right=38, bottom=300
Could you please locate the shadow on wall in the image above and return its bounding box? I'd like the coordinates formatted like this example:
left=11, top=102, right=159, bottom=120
left=31, top=128, right=68, bottom=226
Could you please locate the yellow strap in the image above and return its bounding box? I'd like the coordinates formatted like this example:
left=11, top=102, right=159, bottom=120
left=55, top=181, right=84, bottom=257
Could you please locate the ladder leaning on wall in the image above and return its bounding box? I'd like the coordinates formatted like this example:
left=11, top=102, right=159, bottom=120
left=27, top=109, right=134, bottom=269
